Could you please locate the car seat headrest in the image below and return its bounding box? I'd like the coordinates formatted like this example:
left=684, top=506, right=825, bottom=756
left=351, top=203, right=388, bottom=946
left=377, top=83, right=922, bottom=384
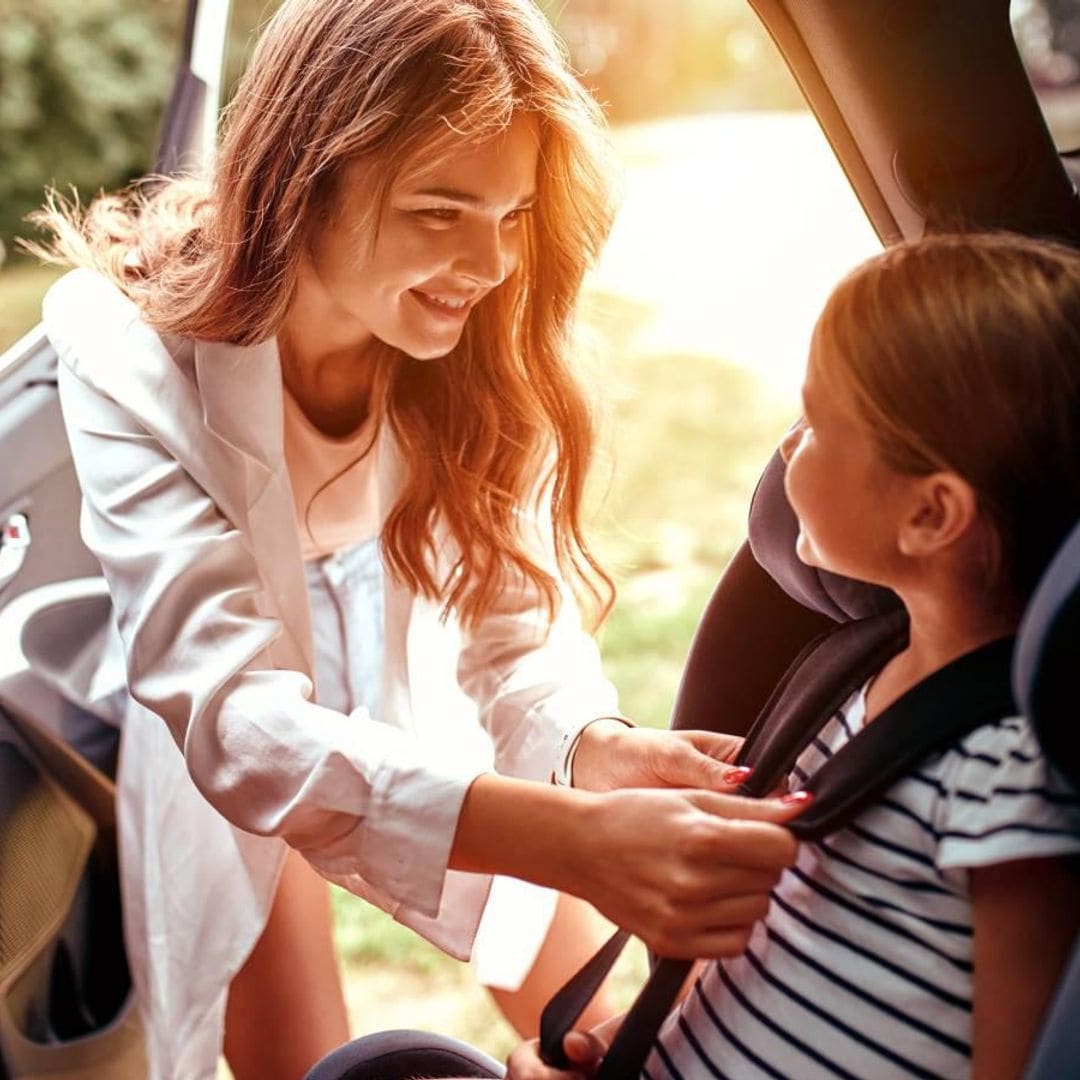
left=747, top=448, right=899, bottom=623
left=1014, top=515, right=1080, bottom=791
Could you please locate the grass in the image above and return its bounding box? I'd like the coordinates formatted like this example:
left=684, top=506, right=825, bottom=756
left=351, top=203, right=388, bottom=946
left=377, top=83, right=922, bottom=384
left=0, top=262, right=64, bottom=352
left=0, top=203, right=796, bottom=1071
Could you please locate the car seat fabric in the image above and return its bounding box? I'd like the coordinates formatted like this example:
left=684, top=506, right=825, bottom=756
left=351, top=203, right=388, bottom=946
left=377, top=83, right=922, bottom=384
left=1013, top=514, right=1080, bottom=1078
left=1026, top=935, right=1080, bottom=1079
left=1014, top=513, right=1080, bottom=791
left=747, top=447, right=899, bottom=622
left=303, top=1029, right=504, bottom=1079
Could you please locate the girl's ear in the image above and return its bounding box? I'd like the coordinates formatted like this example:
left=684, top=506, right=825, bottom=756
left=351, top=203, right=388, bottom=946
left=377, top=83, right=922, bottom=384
left=898, top=471, right=979, bottom=558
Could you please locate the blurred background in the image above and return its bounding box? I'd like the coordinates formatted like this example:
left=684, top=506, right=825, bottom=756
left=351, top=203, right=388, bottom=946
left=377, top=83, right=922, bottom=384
left=1, top=0, right=1077, bottom=1068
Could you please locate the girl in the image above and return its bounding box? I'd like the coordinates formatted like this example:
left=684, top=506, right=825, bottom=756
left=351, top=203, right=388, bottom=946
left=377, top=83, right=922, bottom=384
left=31, top=1, right=800, bottom=1077
left=509, top=232, right=1080, bottom=1080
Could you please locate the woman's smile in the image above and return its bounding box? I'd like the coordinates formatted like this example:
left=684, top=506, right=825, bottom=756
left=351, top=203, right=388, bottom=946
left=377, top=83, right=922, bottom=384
left=408, top=287, right=477, bottom=322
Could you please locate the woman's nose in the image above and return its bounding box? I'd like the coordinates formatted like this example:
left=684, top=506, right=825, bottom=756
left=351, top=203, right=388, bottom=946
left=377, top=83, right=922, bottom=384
left=779, top=419, right=805, bottom=464
left=455, top=223, right=515, bottom=287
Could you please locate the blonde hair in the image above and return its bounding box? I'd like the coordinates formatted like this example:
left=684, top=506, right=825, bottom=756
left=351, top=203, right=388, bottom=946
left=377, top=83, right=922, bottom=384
left=814, top=231, right=1080, bottom=603
left=30, top=0, right=617, bottom=629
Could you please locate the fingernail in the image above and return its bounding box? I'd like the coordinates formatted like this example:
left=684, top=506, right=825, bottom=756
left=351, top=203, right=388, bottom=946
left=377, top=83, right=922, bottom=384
left=781, top=789, right=814, bottom=805
left=722, top=766, right=754, bottom=784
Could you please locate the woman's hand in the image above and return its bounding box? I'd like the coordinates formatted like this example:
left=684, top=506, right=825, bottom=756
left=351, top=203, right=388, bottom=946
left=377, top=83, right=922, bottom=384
left=571, top=720, right=746, bottom=793
left=556, top=786, right=803, bottom=959
left=452, top=775, right=805, bottom=959
left=506, top=1030, right=609, bottom=1080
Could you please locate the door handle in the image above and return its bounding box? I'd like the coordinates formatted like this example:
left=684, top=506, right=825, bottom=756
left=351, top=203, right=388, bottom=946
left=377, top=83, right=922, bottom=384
left=0, top=513, right=31, bottom=592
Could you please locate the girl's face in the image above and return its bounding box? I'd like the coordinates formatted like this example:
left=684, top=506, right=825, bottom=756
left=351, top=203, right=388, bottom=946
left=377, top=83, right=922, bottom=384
left=781, top=349, right=916, bottom=586
left=300, top=114, right=540, bottom=360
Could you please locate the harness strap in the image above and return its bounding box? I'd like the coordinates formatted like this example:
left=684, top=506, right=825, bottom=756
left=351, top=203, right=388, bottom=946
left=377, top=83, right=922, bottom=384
left=539, top=619, right=1017, bottom=1077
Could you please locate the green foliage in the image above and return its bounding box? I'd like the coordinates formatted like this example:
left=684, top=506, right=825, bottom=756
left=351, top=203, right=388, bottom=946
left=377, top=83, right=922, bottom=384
left=0, top=0, right=180, bottom=258
left=587, top=337, right=791, bottom=727
left=331, top=887, right=446, bottom=973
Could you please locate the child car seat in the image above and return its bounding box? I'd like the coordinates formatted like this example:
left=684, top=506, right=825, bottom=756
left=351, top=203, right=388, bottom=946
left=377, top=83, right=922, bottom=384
left=1012, top=514, right=1080, bottom=1078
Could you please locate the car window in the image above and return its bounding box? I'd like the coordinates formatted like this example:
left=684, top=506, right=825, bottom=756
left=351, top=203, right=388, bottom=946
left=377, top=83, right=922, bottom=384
left=1012, top=0, right=1080, bottom=151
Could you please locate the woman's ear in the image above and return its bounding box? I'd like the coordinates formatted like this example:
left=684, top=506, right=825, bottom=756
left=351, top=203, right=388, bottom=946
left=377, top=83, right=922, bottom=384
left=898, top=471, right=979, bottom=558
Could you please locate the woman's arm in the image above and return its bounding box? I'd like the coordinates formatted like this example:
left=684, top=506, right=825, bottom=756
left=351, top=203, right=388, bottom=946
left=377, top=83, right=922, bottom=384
left=972, top=856, right=1080, bottom=1079
left=451, top=771, right=801, bottom=959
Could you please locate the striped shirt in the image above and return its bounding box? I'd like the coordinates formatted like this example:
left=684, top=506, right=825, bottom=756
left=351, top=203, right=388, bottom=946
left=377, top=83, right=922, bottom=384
left=647, top=686, right=1080, bottom=1079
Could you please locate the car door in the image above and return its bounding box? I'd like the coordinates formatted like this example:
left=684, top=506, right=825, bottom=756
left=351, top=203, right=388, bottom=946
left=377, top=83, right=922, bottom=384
left=0, top=5, right=230, bottom=1076
left=0, top=0, right=231, bottom=652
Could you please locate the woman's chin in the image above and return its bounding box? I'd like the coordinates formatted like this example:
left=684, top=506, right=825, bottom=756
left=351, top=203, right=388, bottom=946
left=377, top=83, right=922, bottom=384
left=396, top=332, right=463, bottom=362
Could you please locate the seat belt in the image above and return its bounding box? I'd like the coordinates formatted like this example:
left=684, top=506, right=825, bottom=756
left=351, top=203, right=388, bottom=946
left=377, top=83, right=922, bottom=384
left=539, top=612, right=1017, bottom=1078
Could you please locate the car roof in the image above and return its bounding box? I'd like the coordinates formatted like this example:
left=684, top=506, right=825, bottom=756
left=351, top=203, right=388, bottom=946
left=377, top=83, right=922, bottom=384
left=752, top=0, right=1080, bottom=245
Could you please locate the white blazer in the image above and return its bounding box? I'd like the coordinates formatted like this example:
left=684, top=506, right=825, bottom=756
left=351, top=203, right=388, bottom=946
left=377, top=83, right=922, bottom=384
left=43, top=268, right=619, bottom=1079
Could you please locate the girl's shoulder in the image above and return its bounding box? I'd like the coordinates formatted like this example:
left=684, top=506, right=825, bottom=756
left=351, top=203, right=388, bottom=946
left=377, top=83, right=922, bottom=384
left=940, top=713, right=1064, bottom=783
left=924, top=714, right=1080, bottom=871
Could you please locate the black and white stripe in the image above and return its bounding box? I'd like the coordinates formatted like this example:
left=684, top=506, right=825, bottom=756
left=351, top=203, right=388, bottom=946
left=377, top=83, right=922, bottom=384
left=647, top=690, right=1080, bottom=1079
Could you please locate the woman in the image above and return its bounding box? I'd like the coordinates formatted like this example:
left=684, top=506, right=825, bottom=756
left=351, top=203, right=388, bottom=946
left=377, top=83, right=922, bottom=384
left=32, top=1, right=800, bottom=1077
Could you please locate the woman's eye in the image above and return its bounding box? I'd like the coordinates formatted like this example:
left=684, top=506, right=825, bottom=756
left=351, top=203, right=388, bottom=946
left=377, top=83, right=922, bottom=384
left=416, top=208, right=459, bottom=224
left=502, top=207, right=534, bottom=226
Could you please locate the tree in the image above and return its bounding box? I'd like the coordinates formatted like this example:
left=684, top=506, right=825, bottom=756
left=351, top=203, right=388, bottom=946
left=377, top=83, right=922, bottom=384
left=0, top=0, right=177, bottom=258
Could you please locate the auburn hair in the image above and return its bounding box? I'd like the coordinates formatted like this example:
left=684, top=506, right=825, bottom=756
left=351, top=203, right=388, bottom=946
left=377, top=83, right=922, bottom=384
left=813, top=231, right=1080, bottom=605
left=28, top=0, right=617, bottom=629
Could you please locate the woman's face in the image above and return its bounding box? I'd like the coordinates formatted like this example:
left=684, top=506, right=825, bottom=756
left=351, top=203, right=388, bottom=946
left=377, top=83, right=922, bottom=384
left=300, top=114, right=540, bottom=360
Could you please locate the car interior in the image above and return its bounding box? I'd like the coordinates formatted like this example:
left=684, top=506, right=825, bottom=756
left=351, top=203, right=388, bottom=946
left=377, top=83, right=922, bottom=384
left=0, top=0, right=1077, bottom=1076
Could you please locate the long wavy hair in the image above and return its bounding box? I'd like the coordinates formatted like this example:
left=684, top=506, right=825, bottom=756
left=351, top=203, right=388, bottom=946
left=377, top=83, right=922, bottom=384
left=813, top=231, right=1080, bottom=606
left=29, top=0, right=617, bottom=630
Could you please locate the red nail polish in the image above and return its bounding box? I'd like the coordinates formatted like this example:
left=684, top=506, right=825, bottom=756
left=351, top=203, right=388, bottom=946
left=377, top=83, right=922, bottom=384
left=723, top=766, right=754, bottom=784
left=781, top=789, right=814, bottom=805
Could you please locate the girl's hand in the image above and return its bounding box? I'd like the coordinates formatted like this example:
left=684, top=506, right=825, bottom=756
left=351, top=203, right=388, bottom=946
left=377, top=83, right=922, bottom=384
left=506, top=1030, right=609, bottom=1080
left=571, top=721, right=745, bottom=793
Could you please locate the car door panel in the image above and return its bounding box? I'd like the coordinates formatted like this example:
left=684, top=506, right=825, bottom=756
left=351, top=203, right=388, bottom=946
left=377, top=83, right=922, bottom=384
left=0, top=331, right=99, bottom=607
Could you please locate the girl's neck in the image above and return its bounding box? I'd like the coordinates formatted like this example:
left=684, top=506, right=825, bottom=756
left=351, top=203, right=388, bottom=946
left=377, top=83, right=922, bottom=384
left=865, top=586, right=1016, bottom=722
